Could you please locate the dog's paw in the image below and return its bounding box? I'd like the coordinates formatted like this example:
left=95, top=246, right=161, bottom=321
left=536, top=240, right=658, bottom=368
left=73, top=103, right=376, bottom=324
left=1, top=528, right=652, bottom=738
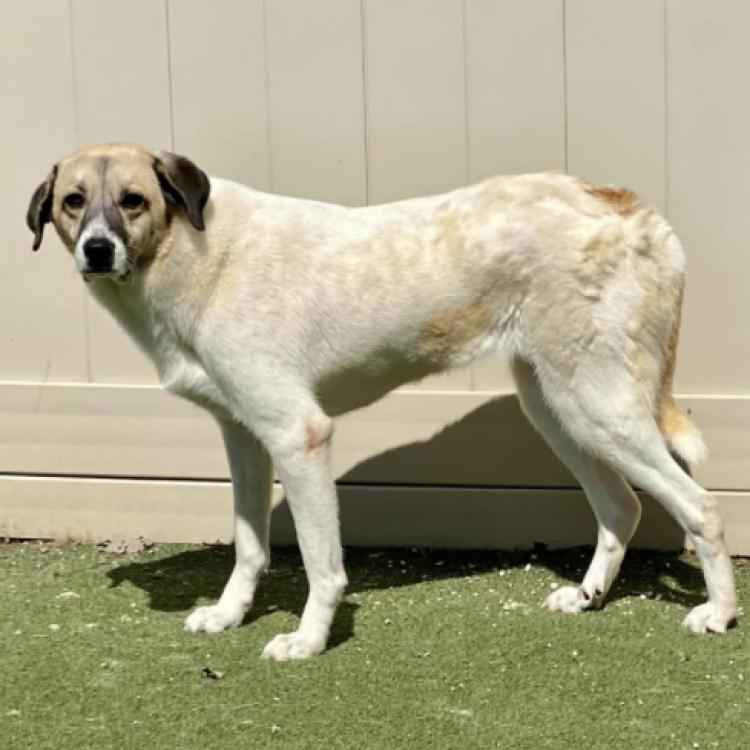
left=261, top=631, right=326, bottom=661
left=544, top=586, right=597, bottom=614
left=682, top=602, right=735, bottom=634
left=184, top=604, right=244, bottom=634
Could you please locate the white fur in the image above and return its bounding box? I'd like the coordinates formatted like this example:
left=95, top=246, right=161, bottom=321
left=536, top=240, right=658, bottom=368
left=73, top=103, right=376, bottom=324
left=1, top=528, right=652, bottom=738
left=70, top=168, right=736, bottom=657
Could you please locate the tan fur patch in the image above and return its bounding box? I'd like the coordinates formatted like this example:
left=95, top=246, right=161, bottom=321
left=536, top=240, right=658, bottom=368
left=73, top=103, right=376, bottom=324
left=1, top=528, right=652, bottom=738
left=417, top=299, right=491, bottom=362
left=584, top=184, right=642, bottom=217
left=436, top=213, right=465, bottom=258
left=656, top=286, right=687, bottom=438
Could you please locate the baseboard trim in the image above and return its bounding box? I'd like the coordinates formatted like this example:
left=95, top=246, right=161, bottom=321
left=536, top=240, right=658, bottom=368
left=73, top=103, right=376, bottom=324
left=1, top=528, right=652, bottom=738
left=2, top=474, right=749, bottom=553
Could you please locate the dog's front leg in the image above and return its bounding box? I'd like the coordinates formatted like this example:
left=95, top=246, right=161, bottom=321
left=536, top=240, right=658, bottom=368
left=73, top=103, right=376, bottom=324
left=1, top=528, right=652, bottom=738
left=256, top=406, right=347, bottom=661
left=185, top=416, right=273, bottom=633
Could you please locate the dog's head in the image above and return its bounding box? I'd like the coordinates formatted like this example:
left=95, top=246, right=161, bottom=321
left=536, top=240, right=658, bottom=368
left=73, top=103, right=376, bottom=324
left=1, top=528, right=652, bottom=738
left=26, top=143, right=210, bottom=281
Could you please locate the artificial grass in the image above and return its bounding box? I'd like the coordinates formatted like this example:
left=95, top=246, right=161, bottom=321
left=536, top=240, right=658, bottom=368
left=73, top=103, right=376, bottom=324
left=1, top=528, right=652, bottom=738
left=0, top=542, right=747, bottom=750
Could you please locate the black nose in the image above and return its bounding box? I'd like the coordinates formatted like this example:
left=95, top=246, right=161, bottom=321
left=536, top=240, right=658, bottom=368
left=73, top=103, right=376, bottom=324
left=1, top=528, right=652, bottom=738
left=83, top=237, right=114, bottom=272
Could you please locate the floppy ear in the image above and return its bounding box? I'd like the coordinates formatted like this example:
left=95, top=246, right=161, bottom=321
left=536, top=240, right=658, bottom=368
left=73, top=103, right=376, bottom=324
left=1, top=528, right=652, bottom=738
left=153, top=151, right=211, bottom=231
left=26, top=166, right=57, bottom=251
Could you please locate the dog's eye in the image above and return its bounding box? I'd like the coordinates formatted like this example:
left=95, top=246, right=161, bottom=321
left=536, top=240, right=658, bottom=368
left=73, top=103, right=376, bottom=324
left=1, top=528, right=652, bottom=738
left=121, top=192, right=145, bottom=211
left=63, top=193, right=84, bottom=210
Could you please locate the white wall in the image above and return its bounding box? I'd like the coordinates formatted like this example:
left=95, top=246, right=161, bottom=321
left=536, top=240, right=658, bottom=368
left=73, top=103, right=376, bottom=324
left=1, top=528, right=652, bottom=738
left=2, top=1, right=749, bottom=548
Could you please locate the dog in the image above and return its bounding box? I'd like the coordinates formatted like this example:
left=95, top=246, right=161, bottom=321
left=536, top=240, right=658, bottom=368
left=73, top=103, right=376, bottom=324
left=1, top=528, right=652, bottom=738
left=26, top=143, right=737, bottom=660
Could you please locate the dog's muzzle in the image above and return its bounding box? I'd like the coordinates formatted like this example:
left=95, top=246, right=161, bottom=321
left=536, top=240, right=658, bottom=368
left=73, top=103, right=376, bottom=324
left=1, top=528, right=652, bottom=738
left=75, top=214, right=129, bottom=279
left=82, top=236, right=115, bottom=273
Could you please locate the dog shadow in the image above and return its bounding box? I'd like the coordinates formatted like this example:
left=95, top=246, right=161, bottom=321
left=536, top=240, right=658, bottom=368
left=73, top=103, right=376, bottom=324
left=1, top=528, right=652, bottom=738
left=107, top=544, right=706, bottom=649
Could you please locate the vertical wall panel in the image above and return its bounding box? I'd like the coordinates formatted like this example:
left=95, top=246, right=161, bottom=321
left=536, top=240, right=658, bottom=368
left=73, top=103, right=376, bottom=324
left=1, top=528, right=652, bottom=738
left=364, top=0, right=467, bottom=203
left=364, top=0, right=471, bottom=390
left=265, top=0, right=366, bottom=205
left=71, top=0, right=174, bottom=383
left=0, top=1, right=87, bottom=381
left=168, top=0, right=270, bottom=189
left=466, top=0, right=565, bottom=179
left=566, top=0, right=666, bottom=210
left=667, top=0, right=750, bottom=394
left=467, top=0, right=565, bottom=391
left=71, top=0, right=173, bottom=148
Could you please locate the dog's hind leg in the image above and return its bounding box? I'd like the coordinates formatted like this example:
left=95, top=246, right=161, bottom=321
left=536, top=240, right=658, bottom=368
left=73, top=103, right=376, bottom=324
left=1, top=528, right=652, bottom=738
left=530, top=357, right=737, bottom=633
left=512, top=358, right=641, bottom=612
left=185, top=416, right=273, bottom=633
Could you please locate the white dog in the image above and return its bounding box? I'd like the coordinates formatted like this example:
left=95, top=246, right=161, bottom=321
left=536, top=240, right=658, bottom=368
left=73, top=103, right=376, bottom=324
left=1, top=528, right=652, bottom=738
left=26, top=143, right=737, bottom=660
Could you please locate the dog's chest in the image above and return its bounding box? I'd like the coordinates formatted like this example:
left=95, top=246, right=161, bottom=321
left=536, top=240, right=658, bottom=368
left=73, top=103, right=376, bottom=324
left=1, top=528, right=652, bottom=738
left=90, top=280, right=228, bottom=410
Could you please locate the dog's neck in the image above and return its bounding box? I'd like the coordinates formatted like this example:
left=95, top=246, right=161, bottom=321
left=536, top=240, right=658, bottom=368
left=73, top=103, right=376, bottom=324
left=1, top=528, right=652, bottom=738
left=85, top=215, right=215, bottom=366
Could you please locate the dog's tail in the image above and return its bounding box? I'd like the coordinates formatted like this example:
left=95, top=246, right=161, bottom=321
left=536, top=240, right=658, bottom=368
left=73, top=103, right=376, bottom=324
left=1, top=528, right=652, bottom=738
left=656, top=284, right=707, bottom=474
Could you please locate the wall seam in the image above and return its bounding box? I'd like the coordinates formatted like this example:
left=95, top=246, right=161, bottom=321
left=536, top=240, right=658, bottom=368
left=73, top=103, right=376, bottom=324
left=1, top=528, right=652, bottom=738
left=164, top=0, right=176, bottom=151
left=663, top=0, right=670, bottom=218
left=462, top=0, right=471, bottom=186
left=261, top=0, right=274, bottom=191
left=360, top=0, right=371, bottom=205
left=68, top=0, right=92, bottom=381
left=67, top=0, right=81, bottom=146
left=562, top=0, right=569, bottom=173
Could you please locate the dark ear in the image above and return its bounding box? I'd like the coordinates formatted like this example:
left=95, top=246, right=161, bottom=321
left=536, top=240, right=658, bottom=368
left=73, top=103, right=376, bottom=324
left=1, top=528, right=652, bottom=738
left=153, top=151, right=210, bottom=231
left=26, top=166, right=57, bottom=251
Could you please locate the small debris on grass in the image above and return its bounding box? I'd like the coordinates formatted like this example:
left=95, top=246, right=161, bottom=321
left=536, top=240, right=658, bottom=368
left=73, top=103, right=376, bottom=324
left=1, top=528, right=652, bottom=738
left=97, top=536, right=153, bottom=555
left=271, top=724, right=282, bottom=734
left=201, top=666, right=225, bottom=680
left=445, top=708, right=473, bottom=718
left=56, top=591, right=80, bottom=599
left=48, top=623, right=60, bottom=631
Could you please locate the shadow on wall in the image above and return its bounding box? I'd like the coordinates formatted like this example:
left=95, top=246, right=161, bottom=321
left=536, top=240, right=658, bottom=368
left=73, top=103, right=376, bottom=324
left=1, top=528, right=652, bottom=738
left=340, top=394, right=575, bottom=487
left=270, top=394, right=684, bottom=551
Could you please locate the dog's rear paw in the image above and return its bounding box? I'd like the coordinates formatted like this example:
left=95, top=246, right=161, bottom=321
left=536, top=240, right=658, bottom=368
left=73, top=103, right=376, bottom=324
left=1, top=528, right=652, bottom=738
left=261, top=631, right=326, bottom=661
left=544, top=585, right=597, bottom=614
left=682, top=602, right=735, bottom=634
left=184, top=604, right=243, bottom=634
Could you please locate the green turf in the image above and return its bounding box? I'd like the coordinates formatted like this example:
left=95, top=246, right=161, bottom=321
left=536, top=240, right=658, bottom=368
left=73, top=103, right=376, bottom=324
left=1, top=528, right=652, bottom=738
left=0, top=542, right=747, bottom=749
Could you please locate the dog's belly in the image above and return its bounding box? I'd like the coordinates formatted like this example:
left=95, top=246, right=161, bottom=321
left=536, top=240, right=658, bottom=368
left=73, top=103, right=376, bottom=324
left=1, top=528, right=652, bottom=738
left=316, top=355, right=438, bottom=417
